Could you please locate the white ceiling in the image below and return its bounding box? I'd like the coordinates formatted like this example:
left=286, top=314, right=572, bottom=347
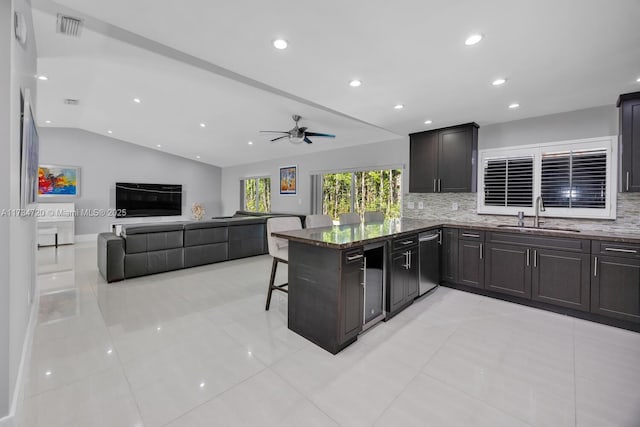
left=32, top=0, right=640, bottom=167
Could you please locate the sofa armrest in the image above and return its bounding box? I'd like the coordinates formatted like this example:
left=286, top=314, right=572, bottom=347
left=97, top=232, right=125, bottom=283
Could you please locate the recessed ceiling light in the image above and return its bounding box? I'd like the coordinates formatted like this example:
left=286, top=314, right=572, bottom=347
left=273, top=39, right=288, bottom=50
left=248, top=141, right=254, bottom=145
left=45, top=370, right=52, bottom=376
left=156, top=144, right=162, bottom=148
left=133, top=98, right=141, bottom=104
left=37, top=75, right=48, bottom=81
left=492, top=78, right=507, bottom=86
left=349, top=79, right=362, bottom=87
left=45, top=120, right=51, bottom=124
left=424, top=120, right=432, bottom=125
left=199, top=123, right=206, bottom=128
left=196, top=155, right=201, bottom=159
left=636, top=77, right=640, bottom=83
left=508, top=103, right=520, bottom=109
left=107, top=349, right=113, bottom=355
left=394, top=104, right=404, bottom=110
left=465, top=34, right=483, bottom=46
left=199, top=382, right=206, bottom=388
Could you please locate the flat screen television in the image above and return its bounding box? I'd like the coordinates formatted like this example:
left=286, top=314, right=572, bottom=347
left=115, top=183, right=182, bottom=218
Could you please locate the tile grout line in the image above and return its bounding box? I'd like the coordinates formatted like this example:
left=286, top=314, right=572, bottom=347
left=267, top=361, right=344, bottom=427
left=573, top=318, right=578, bottom=427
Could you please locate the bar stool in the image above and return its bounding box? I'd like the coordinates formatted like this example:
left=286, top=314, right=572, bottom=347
left=265, top=216, right=302, bottom=311
left=305, top=214, right=333, bottom=228
left=364, top=211, right=385, bottom=223
left=338, top=212, right=361, bottom=225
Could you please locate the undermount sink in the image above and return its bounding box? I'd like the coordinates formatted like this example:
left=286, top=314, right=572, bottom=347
left=496, top=224, right=581, bottom=233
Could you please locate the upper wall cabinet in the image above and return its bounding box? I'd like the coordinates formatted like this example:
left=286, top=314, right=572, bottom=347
left=618, top=91, right=640, bottom=192
left=409, top=123, right=479, bottom=193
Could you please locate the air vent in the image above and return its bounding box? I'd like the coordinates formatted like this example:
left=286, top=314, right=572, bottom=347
left=64, top=99, right=79, bottom=105
left=56, top=14, right=82, bottom=37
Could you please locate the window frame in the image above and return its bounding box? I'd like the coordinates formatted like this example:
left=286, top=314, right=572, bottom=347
left=241, top=175, right=271, bottom=213
left=477, top=136, right=617, bottom=219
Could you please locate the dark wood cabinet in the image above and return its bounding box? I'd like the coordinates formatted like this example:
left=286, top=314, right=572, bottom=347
left=485, top=242, right=531, bottom=298
left=591, top=240, right=640, bottom=323
left=388, top=235, right=419, bottom=316
left=458, top=230, right=484, bottom=289
left=340, top=249, right=365, bottom=343
left=532, top=248, right=590, bottom=311
left=441, top=228, right=459, bottom=283
left=409, top=123, right=478, bottom=193
left=618, top=92, right=640, bottom=192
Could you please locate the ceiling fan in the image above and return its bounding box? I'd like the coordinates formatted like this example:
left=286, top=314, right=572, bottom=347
left=260, top=115, right=336, bottom=144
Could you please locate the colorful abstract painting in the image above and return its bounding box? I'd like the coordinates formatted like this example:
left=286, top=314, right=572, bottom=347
left=38, top=165, right=79, bottom=197
left=280, top=165, right=297, bottom=195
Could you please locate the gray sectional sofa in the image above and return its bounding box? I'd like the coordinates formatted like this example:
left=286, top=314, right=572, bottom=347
left=97, top=212, right=306, bottom=283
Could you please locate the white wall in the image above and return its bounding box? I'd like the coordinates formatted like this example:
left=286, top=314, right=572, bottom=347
left=38, top=128, right=223, bottom=235
left=220, top=137, right=408, bottom=215
left=0, top=0, right=38, bottom=422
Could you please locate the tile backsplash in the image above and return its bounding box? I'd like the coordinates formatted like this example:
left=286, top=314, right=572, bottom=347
left=403, top=192, right=640, bottom=235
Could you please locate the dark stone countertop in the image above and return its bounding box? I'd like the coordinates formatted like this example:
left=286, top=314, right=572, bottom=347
left=271, top=218, right=640, bottom=249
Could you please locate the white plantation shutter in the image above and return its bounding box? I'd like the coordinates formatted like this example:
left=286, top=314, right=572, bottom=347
left=484, top=157, right=533, bottom=207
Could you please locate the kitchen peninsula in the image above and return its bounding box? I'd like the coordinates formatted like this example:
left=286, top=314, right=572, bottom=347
left=273, top=219, right=640, bottom=354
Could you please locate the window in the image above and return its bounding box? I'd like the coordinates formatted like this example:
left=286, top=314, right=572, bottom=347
left=478, top=136, right=616, bottom=219
left=484, top=157, right=534, bottom=207
left=242, top=177, right=271, bottom=213
left=320, top=168, right=402, bottom=222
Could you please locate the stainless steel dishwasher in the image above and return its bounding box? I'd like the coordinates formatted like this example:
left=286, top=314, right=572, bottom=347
left=418, top=230, right=441, bottom=296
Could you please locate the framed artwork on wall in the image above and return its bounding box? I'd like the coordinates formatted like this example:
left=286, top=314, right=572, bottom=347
left=38, top=165, right=80, bottom=197
left=21, top=89, right=39, bottom=209
left=279, top=165, right=297, bottom=195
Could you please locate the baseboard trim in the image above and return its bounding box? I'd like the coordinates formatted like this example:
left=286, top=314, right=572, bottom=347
left=75, top=233, right=97, bottom=243
left=3, top=276, right=41, bottom=427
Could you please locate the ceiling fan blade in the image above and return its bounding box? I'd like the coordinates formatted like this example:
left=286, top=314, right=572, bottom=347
left=305, top=132, right=336, bottom=138
left=304, top=137, right=313, bottom=144
left=260, top=130, right=289, bottom=134
left=270, top=136, right=289, bottom=142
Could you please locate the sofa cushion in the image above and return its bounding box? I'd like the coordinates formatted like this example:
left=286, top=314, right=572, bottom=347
left=184, top=243, right=228, bottom=267
left=125, top=230, right=184, bottom=254
left=122, top=223, right=185, bottom=235
left=183, top=220, right=229, bottom=230
left=184, top=226, right=228, bottom=247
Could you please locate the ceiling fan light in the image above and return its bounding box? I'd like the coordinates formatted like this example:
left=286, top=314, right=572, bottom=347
left=289, top=136, right=304, bottom=144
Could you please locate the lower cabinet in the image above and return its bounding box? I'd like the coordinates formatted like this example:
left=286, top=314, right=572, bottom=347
left=442, top=228, right=459, bottom=283
left=532, top=248, right=590, bottom=311
left=458, top=231, right=484, bottom=289
left=485, top=243, right=531, bottom=298
left=340, top=249, right=365, bottom=343
left=591, top=255, right=640, bottom=323
left=388, top=235, right=419, bottom=316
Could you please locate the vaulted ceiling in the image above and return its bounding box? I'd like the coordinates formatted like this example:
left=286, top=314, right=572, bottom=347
left=32, top=0, right=640, bottom=167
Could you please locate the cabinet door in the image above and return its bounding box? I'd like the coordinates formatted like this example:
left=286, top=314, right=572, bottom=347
left=409, top=132, right=439, bottom=193
left=442, top=228, right=459, bottom=283
left=405, top=248, right=419, bottom=300
left=458, top=240, right=484, bottom=289
left=389, top=251, right=409, bottom=314
left=484, top=243, right=530, bottom=298
left=340, top=253, right=364, bottom=342
left=438, top=127, right=473, bottom=192
left=620, top=98, right=640, bottom=192
left=591, top=255, right=640, bottom=323
left=532, top=248, right=590, bottom=311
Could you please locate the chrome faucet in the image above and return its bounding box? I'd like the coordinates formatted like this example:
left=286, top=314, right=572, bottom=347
left=534, top=196, right=545, bottom=228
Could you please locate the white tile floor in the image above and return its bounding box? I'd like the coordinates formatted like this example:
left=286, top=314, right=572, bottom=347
left=20, top=242, right=640, bottom=427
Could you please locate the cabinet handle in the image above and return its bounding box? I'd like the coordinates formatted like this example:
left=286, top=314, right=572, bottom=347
left=438, top=179, right=441, bottom=192
left=479, top=243, right=483, bottom=260
left=526, top=248, right=530, bottom=266
left=433, top=179, right=437, bottom=192
left=604, top=247, right=637, bottom=254
left=594, top=256, right=598, bottom=277
left=347, top=253, right=364, bottom=261
left=409, top=250, right=412, bottom=268
left=438, top=229, right=442, bottom=245
left=626, top=171, right=630, bottom=192
left=462, top=233, right=480, bottom=238
left=400, top=240, right=414, bottom=246
left=533, top=249, right=537, bottom=268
